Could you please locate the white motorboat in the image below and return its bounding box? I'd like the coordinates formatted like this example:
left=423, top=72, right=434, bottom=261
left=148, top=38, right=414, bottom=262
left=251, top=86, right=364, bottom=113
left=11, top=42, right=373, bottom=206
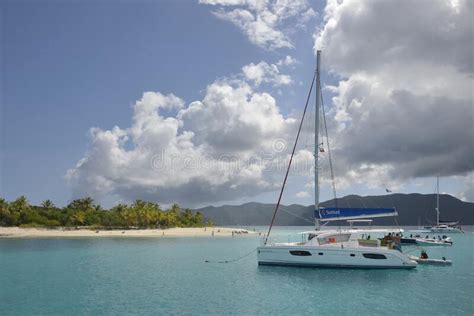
left=401, top=235, right=453, bottom=247
left=257, top=51, right=417, bottom=269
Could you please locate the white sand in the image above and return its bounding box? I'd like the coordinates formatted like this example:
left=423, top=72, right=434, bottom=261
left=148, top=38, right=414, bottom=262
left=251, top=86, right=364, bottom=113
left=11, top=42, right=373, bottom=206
left=0, top=227, right=257, bottom=238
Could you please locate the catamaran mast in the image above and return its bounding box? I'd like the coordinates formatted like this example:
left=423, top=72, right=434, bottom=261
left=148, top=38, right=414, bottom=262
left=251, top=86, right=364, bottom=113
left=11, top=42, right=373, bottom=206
left=436, top=176, right=440, bottom=226
left=314, top=50, right=321, bottom=230
left=263, top=55, right=317, bottom=244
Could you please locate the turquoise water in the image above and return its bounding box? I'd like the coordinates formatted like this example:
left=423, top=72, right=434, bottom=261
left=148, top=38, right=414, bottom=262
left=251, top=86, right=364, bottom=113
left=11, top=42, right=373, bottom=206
left=1, top=227, right=473, bottom=315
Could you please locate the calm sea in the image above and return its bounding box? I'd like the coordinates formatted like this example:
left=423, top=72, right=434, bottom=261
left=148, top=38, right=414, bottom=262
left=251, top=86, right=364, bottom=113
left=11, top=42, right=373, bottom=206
left=1, top=226, right=473, bottom=315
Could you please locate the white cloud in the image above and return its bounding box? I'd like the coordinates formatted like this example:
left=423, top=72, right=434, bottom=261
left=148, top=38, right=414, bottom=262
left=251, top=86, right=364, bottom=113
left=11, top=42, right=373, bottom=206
left=276, top=55, right=297, bottom=67
left=296, top=190, right=310, bottom=198
left=312, top=0, right=474, bottom=191
left=242, top=61, right=292, bottom=86
left=200, top=0, right=245, bottom=4
left=200, top=0, right=315, bottom=50
left=316, top=0, right=473, bottom=76
left=300, top=8, right=316, bottom=23
left=178, top=80, right=296, bottom=155
left=66, top=73, right=306, bottom=205
left=457, top=172, right=474, bottom=202
left=67, top=0, right=474, bottom=207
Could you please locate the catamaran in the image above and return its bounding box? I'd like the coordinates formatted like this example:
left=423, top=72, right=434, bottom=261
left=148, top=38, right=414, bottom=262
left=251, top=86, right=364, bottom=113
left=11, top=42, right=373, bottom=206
left=423, top=177, right=463, bottom=233
left=257, top=51, right=417, bottom=269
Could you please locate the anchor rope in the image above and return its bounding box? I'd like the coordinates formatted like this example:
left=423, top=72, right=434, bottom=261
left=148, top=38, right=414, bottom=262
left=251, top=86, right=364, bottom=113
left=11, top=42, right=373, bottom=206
left=205, top=248, right=258, bottom=264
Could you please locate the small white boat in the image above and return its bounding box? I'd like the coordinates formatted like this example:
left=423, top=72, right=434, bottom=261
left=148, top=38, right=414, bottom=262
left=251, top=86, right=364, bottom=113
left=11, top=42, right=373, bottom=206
left=408, top=255, right=452, bottom=266
left=413, top=238, right=452, bottom=247
left=401, top=235, right=453, bottom=247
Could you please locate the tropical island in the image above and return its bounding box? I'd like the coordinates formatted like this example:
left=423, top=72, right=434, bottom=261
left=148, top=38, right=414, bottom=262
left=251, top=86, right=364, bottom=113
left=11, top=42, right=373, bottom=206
left=0, top=196, right=252, bottom=238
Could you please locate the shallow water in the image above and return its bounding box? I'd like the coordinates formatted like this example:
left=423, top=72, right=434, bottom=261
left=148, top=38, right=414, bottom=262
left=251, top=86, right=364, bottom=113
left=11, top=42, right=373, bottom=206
left=0, top=227, right=472, bottom=315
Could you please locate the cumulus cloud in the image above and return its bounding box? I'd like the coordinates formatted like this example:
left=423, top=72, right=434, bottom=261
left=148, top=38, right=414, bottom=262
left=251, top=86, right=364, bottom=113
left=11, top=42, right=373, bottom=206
left=178, top=80, right=296, bottom=155
left=313, top=0, right=474, bottom=191
left=200, top=0, right=315, bottom=50
left=242, top=60, right=292, bottom=86
left=296, top=190, right=310, bottom=198
left=66, top=74, right=313, bottom=205
left=457, top=172, right=474, bottom=202
left=316, top=0, right=473, bottom=76
left=67, top=0, right=474, bottom=206
left=276, top=55, right=297, bottom=67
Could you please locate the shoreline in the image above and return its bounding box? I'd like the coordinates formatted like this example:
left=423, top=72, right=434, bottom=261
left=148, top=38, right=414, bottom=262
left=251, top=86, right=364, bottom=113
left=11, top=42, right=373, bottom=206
left=0, top=227, right=258, bottom=238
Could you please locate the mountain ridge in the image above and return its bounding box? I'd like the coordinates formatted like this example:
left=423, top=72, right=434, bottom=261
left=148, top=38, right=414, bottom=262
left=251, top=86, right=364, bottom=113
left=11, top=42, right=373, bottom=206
left=194, top=193, right=474, bottom=226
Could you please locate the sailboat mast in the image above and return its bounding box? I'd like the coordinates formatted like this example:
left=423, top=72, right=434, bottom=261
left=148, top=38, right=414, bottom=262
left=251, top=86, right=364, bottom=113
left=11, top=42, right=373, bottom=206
left=436, top=176, right=440, bottom=226
left=314, top=50, right=321, bottom=229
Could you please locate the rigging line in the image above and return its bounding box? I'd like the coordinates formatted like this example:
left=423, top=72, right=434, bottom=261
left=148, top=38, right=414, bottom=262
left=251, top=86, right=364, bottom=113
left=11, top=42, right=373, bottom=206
left=424, top=181, right=437, bottom=224
left=302, top=103, right=313, bottom=152
left=205, top=248, right=258, bottom=264
left=320, top=85, right=338, bottom=210
left=366, top=191, right=381, bottom=208
left=319, top=82, right=343, bottom=235
left=343, top=195, right=352, bottom=208
left=356, top=195, right=368, bottom=208
left=386, top=191, right=396, bottom=209
left=278, top=207, right=316, bottom=225
left=389, top=193, right=400, bottom=228
left=367, top=196, right=379, bottom=208
left=264, top=70, right=317, bottom=245
left=394, top=216, right=400, bottom=228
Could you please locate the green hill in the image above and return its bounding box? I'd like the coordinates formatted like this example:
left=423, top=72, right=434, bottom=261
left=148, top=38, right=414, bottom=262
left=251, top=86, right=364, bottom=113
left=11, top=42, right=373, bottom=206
left=195, top=193, right=474, bottom=226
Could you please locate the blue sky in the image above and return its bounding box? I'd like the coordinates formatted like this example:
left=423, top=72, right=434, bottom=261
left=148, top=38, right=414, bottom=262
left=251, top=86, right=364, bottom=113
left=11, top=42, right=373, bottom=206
left=2, top=0, right=472, bottom=207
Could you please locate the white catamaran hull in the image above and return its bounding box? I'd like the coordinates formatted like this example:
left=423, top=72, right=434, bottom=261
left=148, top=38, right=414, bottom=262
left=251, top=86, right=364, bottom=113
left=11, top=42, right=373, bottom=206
left=429, top=227, right=463, bottom=233
left=257, top=245, right=417, bottom=269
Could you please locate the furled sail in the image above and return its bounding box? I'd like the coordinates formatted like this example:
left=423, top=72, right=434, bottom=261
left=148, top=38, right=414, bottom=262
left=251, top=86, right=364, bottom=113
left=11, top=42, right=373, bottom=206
left=315, top=207, right=397, bottom=222
left=438, top=220, right=459, bottom=226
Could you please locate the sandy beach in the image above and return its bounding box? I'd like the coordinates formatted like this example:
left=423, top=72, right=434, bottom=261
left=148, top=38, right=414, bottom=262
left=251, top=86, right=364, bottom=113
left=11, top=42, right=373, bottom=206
left=0, top=227, right=257, bottom=238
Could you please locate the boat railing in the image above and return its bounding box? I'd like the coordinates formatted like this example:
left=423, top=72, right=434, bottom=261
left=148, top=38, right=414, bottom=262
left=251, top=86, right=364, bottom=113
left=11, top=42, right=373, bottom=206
left=357, top=239, right=380, bottom=247
left=260, top=233, right=308, bottom=246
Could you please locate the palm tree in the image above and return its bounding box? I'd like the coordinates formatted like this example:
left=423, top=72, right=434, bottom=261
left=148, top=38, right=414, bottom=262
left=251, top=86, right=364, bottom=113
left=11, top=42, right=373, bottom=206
left=81, top=197, right=94, bottom=211
left=41, top=199, right=55, bottom=209
left=71, top=211, right=86, bottom=226
left=0, top=198, right=11, bottom=225
left=8, top=196, right=30, bottom=224
left=166, top=204, right=181, bottom=227
left=0, top=198, right=9, bottom=210
left=68, top=197, right=94, bottom=212
left=10, top=196, right=30, bottom=213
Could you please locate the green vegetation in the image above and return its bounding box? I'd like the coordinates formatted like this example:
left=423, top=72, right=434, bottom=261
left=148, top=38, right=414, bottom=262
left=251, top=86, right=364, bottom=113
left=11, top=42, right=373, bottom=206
left=0, top=196, right=210, bottom=229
